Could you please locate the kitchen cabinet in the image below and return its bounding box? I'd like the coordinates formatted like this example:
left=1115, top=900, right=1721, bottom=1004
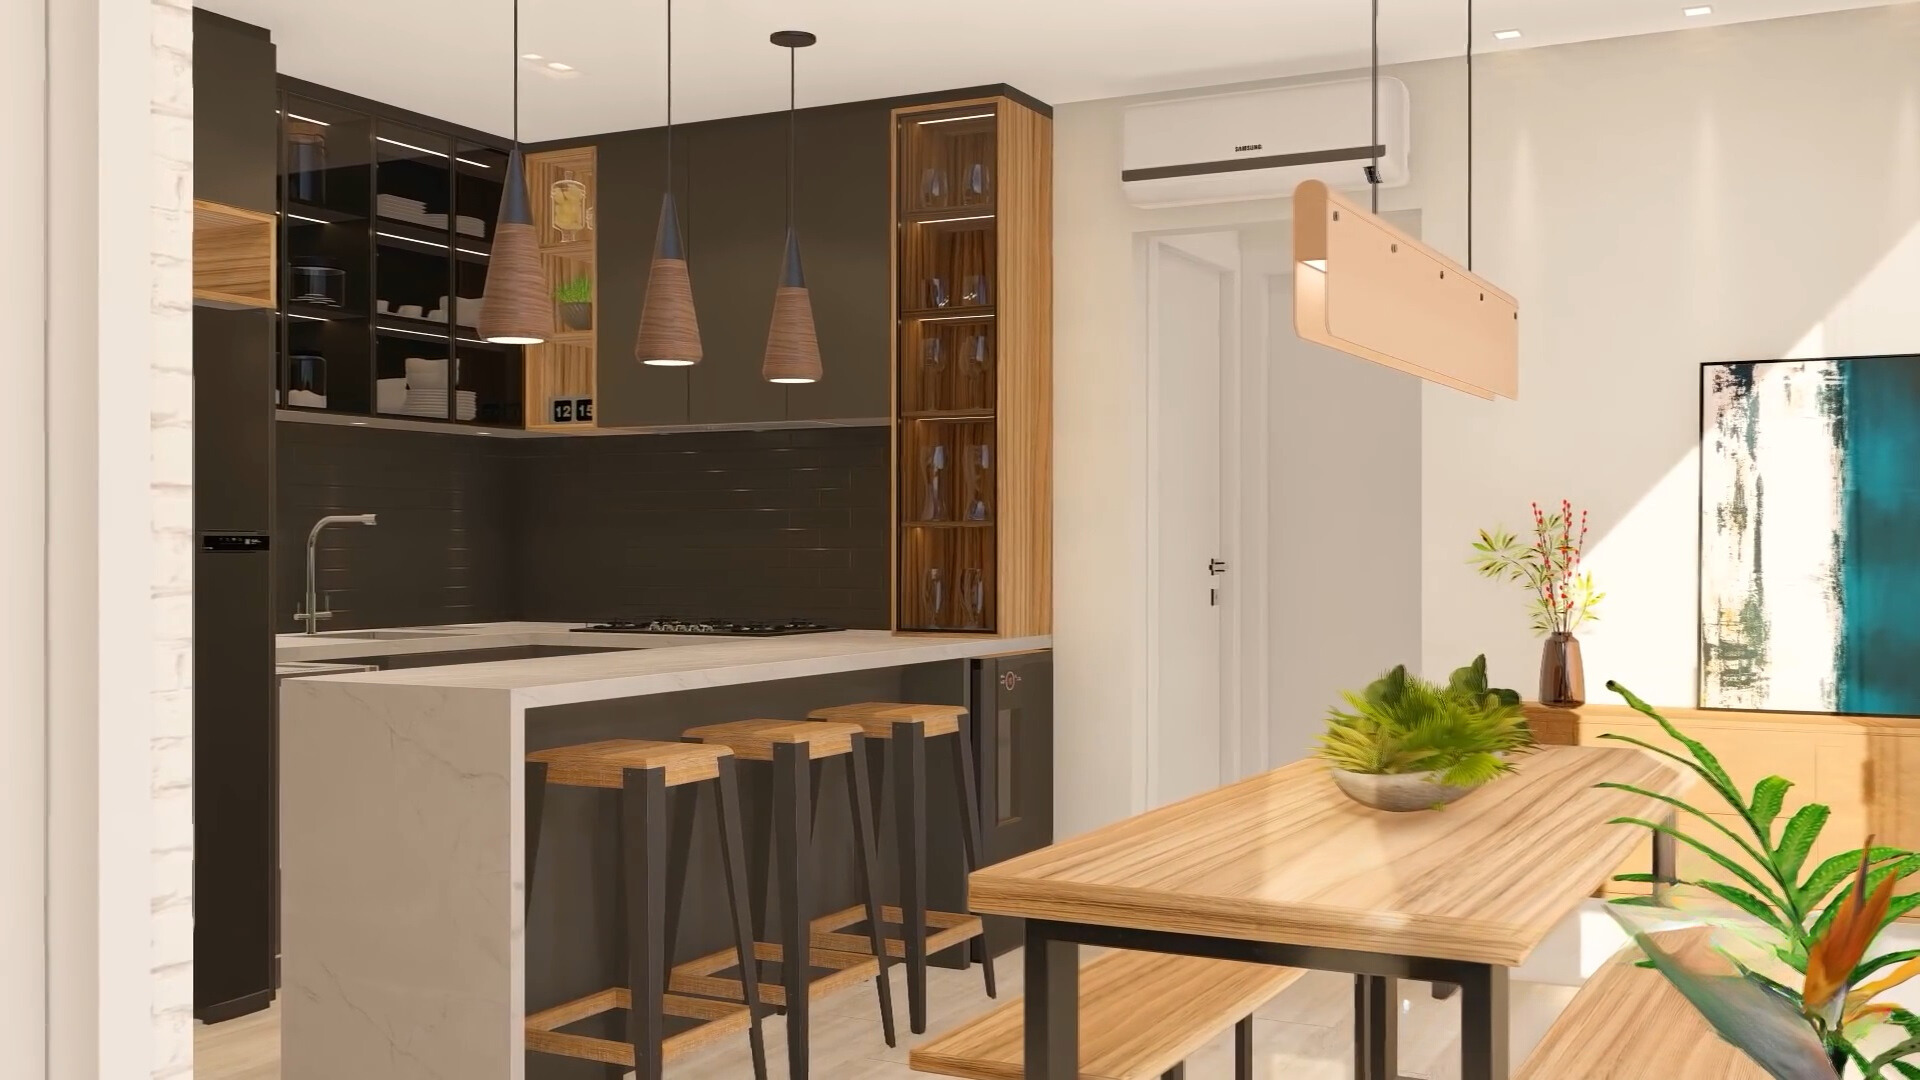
left=784, top=101, right=894, bottom=422
left=686, top=112, right=790, bottom=424
left=971, top=650, right=1054, bottom=957
left=194, top=10, right=276, bottom=213
left=594, top=127, right=691, bottom=427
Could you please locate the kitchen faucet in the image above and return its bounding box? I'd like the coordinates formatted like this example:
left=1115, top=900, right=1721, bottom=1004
left=297, top=513, right=378, bottom=634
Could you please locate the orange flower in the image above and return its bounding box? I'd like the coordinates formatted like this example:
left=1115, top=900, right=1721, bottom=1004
left=1804, top=844, right=1899, bottom=1022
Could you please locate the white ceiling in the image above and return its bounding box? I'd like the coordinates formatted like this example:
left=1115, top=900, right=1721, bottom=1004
left=202, top=0, right=1911, bottom=141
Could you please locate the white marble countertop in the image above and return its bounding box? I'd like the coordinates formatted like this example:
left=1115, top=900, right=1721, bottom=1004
left=278, top=621, right=1050, bottom=709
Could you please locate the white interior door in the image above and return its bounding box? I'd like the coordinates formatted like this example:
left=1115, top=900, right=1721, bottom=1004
left=1146, top=236, right=1233, bottom=807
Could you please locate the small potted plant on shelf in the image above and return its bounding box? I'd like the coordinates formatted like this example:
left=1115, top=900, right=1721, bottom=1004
left=553, top=274, right=593, bottom=332
left=1470, top=499, right=1605, bottom=706
left=1598, top=681, right=1920, bottom=1077
left=1317, top=656, right=1534, bottom=812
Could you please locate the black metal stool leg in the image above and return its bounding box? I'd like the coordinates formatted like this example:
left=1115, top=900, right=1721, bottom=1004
left=845, top=735, right=897, bottom=1047
left=893, top=721, right=930, bottom=1034
left=1236, top=1015, right=1255, bottom=1079
left=950, top=717, right=995, bottom=998
left=660, top=781, right=698, bottom=986
left=621, top=766, right=668, bottom=1080
left=773, top=742, right=813, bottom=1080
left=524, top=761, right=548, bottom=917
left=715, top=758, right=770, bottom=1080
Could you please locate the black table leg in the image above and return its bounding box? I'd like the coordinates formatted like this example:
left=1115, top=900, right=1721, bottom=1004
left=1160, top=1065, right=1186, bottom=1079
left=773, top=742, right=812, bottom=1080
left=1353, top=974, right=1400, bottom=1080
left=1458, top=963, right=1510, bottom=1080
left=951, top=715, right=997, bottom=998
left=845, top=735, right=898, bottom=1048
left=1235, top=1016, right=1254, bottom=1080
left=893, top=721, right=930, bottom=1034
left=524, top=761, right=547, bottom=917
left=621, top=766, right=667, bottom=1080
left=714, top=758, right=770, bottom=1080
left=1652, top=810, right=1678, bottom=905
left=1024, top=923, right=1077, bottom=1080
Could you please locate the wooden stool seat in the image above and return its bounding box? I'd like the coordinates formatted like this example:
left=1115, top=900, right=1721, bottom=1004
left=527, top=739, right=731, bottom=789
left=683, top=719, right=862, bottom=761
left=807, top=702, right=966, bottom=739
left=910, top=950, right=1302, bottom=1080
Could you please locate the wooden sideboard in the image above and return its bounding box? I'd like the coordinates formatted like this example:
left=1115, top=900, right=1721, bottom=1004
left=1525, top=703, right=1920, bottom=901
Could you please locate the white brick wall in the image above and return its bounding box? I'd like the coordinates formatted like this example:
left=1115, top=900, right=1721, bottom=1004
left=151, top=0, right=195, bottom=1076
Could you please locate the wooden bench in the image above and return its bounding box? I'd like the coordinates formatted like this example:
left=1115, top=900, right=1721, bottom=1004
left=909, top=951, right=1302, bottom=1080
left=1516, top=935, right=1768, bottom=1079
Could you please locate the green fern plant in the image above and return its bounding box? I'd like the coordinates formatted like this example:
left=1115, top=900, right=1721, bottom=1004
left=1317, top=657, right=1535, bottom=788
left=552, top=275, right=592, bottom=304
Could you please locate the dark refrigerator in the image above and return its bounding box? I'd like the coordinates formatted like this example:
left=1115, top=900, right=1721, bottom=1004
left=194, top=306, right=278, bottom=1021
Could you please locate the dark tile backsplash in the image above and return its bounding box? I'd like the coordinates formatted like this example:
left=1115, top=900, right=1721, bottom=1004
left=275, top=423, right=891, bottom=632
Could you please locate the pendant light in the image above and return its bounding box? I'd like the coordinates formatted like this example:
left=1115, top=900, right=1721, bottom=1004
left=762, top=30, right=823, bottom=385
left=1291, top=0, right=1518, bottom=399
left=478, top=0, right=550, bottom=345
left=635, top=0, right=702, bottom=366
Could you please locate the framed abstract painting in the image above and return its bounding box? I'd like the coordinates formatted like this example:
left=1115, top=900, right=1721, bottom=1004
left=1700, top=355, right=1920, bottom=716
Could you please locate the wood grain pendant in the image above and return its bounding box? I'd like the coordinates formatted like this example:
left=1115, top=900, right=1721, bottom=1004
left=762, top=228, right=822, bottom=384
left=479, top=146, right=551, bottom=345
left=636, top=192, right=702, bottom=366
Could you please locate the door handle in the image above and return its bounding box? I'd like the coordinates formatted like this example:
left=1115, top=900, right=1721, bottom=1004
left=1209, top=559, right=1228, bottom=576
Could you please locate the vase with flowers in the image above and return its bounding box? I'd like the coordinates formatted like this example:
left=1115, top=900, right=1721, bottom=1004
left=1470, top=499, right=1605, bottom=706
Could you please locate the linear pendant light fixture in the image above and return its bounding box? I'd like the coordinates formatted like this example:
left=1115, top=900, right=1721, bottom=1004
left=636, top=0, right=703, bottom=367
left=1292, top=0, right=1518, bottom=399
left=478, top=0, right=551, bottom=345
left=762, top=30, right=823, bottom=385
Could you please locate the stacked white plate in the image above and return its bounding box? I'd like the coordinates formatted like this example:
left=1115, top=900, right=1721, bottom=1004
left=399, top=357, right=476, bottom=420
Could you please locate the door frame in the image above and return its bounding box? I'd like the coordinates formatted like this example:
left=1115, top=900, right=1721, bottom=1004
left=1139, top=229, right=1268, bottom=808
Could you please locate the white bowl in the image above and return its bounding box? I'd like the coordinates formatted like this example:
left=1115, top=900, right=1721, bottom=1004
left=1329, top=768, right=1477, bottom=812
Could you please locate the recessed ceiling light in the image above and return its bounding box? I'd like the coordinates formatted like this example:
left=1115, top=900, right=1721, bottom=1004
left=1683, top=4, right=1713, bottom=14
left=1492, top=28, right=1523, bottom=40
left=520, top=53, right=543, bottom=60
left=546, top=61, right=573, bottom=71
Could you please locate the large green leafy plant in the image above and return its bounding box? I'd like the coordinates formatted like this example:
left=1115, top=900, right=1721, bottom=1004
left=1317, top=656, right=1533, bottom=788
left=1599, top=681, right=1920, bottom=1077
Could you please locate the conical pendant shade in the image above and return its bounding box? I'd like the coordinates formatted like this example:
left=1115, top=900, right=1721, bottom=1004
left=762, top=227, right=822, bottom=384
left=478, top=147, right=550, bottom=345
left=636, top=192, right=702, bottom=366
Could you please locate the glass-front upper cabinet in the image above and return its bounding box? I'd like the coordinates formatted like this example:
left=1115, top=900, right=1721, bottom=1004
left=454, top=140, right=522, bottom=427
left=280, top=94, right=372, bottom=415
left=372, top=120, right=456, bottom=420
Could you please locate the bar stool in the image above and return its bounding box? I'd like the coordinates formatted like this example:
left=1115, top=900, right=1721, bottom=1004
left=680, top=719, right=897, bottom=1080
left=522, top=739, right=768, bottom=1080
left=805, top=702, right=995, bottom=1034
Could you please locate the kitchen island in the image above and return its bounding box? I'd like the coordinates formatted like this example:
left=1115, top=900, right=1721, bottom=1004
left=278, top=627, right=1049, bottom=1080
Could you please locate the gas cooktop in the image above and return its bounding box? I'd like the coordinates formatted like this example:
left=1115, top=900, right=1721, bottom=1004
left=571, top=619, right=839, bottom=637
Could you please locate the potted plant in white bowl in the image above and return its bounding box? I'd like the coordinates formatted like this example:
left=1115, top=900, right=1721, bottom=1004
left=1318, top=656, right=1536, bottom=811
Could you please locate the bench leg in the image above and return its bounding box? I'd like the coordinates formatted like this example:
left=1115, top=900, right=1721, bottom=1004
left=715, top=758, right=770, bottom=1080
left=893, top=721, right=930, bottom=1034
left=1024, top=925, right=1077, bottom=1080
left=621, top=767, right=668, bottom=1080
left=1236, top=1015, right=1254, bottom=1079
left=1458, top=963, right=1510, bottom=1080
left=774, top=743, right=813, bottom=1080
left=845, top=735, right=898, bottom=1048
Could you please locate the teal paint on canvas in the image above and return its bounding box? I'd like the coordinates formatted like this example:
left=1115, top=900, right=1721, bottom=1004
left=1838, top=357, right=1920, bottom=716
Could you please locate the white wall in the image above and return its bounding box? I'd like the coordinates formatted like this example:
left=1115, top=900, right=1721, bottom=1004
left=1, top=1, right=49, bottom=1073
left=1406, top=5, right=1920, bottom=704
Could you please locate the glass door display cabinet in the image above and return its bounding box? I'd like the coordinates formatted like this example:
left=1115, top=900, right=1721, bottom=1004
left=892, top=96, right=1052, bottom=637
left=277, top=83, right=522, bottom=427
left=521, top=145, right=599, bottom=430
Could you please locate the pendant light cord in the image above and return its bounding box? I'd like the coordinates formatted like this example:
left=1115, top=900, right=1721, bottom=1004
left=665, top=0, right=674, bottom=180
left=512, top=0, right=520, bottom=145
left=787, top=45, right=797, bottom=227
left=1370, top=0, right=1380, bottom=214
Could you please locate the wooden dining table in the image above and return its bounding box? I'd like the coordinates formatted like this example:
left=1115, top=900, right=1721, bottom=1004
left=967, top=745, right=1689, bottom=1080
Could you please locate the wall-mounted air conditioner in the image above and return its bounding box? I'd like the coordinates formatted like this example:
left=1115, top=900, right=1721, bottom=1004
left=1121, top=77, right=1410, bottom=209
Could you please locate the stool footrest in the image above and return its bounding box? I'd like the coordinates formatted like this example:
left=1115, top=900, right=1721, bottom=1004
left=671, top=941, right=883, bottom=1008
left=809, top=904, right=984, bottom=960
left=525, top=986, right=752, bottom=1067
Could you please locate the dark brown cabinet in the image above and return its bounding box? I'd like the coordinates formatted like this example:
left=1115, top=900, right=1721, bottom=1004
left=971, top=650, right=1054, bottom=957
left=594, top=128, right=693, bottom=427
left=194, top=11, right=277, bottom=213
left=685, top=112, right=791, bottom=424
